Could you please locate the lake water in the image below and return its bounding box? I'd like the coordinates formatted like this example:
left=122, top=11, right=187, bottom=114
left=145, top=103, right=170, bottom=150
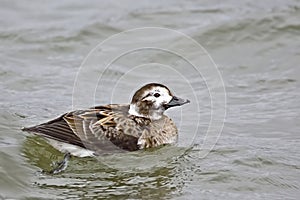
left=0, top=0, right=299, bottom=199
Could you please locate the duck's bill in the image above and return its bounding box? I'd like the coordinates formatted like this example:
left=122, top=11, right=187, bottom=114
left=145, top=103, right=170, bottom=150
left=165, top=96, right=190, bottom=109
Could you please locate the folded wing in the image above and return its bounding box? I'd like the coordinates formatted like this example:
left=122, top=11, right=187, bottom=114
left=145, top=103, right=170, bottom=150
left=22, top=105, right=139, bottom=153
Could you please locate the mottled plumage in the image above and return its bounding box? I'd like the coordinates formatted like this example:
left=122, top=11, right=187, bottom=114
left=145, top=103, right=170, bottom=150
left=22, top=83, right=190, bottom=156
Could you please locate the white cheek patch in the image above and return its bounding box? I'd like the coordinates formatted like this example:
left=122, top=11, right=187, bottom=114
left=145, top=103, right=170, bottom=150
left=159, top=88, right=173, bottom=102
left=162, top=93, right=173, bottom=103
left=153, top=88, right=173, bottom=108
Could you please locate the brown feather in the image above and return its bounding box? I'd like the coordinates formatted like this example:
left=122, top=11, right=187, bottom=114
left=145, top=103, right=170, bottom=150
left=22, top=114, right=85, bottom=148
left=22, top=105, right=142, bottom=152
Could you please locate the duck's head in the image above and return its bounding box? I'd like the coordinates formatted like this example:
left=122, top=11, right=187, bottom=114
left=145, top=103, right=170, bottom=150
left=129, top=83, right=190, bottom=120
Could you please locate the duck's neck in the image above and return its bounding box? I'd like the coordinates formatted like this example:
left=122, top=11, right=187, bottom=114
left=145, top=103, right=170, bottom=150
left=129, top=104, right=163, bottom=120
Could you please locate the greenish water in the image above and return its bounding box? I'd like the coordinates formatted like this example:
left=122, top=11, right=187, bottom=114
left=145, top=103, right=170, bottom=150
left=1, top=0, right=300, bottom=199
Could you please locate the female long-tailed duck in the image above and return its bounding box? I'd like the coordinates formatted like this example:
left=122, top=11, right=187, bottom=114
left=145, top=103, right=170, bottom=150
left=22, top=83, right=190, bottom=157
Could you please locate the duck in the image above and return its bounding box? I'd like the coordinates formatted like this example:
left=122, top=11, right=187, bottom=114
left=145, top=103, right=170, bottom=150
left=22, top=83, right=190, bottom=157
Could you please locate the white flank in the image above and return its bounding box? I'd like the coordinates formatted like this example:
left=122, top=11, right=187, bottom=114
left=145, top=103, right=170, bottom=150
left=47, top=139, right=95, bottom=157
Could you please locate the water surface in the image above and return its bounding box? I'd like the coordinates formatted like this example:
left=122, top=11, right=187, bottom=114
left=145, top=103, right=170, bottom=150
left=0, top=0, right=299, bottom=199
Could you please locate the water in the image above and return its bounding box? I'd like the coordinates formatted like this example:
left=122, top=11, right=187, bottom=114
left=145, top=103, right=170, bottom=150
left=1, top=0, right=300, bottom=199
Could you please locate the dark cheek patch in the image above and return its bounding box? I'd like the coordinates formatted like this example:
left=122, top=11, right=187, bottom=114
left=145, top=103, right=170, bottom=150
left=137, top=100, right=153, bottom=116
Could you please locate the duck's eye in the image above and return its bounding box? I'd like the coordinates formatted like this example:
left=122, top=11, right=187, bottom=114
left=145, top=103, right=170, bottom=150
left=154, top=93, right=160, bottom=98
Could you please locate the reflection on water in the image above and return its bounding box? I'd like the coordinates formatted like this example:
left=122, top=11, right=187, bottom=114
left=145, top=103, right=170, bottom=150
left=22, top=137, right=186, bottom=199
left=1, top=0, right=300, bottom=199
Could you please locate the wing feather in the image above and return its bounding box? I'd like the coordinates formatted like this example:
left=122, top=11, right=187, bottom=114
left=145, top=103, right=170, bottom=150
left=23, top=104, right=141, bottom=153
left=22, top=114, right=85, bottom=148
